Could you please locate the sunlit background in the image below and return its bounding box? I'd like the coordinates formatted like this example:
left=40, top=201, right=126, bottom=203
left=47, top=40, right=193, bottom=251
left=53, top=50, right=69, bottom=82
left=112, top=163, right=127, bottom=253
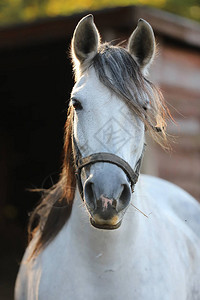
left=0, top=0, right=200, bottom=26
left=0, top=1, right=200, bottom=299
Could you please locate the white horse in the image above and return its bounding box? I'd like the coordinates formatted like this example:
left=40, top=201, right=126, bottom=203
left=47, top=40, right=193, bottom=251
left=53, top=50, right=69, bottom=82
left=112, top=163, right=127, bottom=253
left=15, top=15, right=200, bottom=300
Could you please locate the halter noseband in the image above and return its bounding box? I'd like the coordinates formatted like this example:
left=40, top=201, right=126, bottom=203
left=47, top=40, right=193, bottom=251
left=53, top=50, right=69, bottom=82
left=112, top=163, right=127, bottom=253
left=72, top=135, right=145, bottom=200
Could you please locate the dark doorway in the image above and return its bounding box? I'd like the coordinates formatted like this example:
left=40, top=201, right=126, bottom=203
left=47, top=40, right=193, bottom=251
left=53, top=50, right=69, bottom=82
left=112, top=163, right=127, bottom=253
left=0, top=37, right=73, bottom=299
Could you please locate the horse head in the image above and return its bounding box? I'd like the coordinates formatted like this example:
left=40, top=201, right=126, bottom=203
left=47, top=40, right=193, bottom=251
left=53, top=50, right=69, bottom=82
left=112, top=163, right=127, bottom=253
left=70, top=15, right=160, bottom=229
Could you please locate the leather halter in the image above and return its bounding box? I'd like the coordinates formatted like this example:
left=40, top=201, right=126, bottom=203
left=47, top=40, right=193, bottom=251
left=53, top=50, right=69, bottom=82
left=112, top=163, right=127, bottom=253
left=72, top=135, right=145, bottom=200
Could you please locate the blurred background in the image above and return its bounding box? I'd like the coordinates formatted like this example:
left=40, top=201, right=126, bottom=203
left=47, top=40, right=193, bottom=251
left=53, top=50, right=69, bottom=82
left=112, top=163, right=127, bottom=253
left=0, top=0, right=200, bottom=299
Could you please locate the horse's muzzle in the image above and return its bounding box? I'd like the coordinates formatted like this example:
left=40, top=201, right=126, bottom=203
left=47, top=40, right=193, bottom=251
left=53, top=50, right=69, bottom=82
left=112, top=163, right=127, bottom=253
left=83, top=164, right=132, bottom=229
left=90, top=217, right=122, bottom=230
left=87, top=196, right=120, bottom=229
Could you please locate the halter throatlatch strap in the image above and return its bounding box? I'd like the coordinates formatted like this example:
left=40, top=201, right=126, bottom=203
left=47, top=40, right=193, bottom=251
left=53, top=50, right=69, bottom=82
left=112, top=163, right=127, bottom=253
left=72, top=135, right=144, bottom=199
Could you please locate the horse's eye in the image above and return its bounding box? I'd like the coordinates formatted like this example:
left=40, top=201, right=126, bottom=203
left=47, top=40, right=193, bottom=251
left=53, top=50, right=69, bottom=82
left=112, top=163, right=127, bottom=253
left=71, top=99, right=83, bottom=111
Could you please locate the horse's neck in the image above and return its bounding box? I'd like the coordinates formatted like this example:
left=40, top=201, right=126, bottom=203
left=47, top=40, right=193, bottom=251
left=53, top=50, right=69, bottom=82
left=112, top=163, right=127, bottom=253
left=66, top=183, right=145, bottom=269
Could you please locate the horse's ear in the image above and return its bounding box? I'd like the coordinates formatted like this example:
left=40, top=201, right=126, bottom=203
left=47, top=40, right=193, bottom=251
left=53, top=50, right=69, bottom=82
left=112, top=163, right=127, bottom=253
left=71, top=14, right=100, bottom=64
left=128, top=19, right=156, bottom=74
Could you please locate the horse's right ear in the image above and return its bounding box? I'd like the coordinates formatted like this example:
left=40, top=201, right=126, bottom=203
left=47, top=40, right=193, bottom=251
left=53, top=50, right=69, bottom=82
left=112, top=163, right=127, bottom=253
left=71, top=15, right=100, bottom=64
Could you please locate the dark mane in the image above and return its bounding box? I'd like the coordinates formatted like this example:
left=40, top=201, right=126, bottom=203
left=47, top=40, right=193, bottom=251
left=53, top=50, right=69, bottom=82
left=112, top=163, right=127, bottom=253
left=28, top=107, right=76, bottom=259
left=91, top=44, right=170, bottom=148
left=28, top=43, right=171, bottom=259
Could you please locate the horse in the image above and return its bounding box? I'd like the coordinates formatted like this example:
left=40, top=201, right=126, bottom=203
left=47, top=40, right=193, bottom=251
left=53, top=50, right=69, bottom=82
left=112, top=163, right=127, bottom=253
left=15, top=15, right=200, bottom=300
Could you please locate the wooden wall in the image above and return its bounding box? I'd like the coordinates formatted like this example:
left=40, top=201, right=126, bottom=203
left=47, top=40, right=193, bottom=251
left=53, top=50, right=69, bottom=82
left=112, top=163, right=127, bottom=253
left=149, top=39, right=200, bottom=201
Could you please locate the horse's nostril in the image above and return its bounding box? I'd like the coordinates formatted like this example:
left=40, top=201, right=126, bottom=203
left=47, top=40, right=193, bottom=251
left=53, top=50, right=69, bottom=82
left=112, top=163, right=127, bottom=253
left=120, top=184, right=131, bottom=206
left=84, top=181, right=96, bottom=210
left=112, top=199, right=117, bottom=209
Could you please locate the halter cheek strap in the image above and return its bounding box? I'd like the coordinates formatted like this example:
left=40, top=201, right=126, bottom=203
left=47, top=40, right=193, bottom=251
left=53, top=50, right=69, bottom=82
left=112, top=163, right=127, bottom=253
left=72, top=135, right=145, bottom=200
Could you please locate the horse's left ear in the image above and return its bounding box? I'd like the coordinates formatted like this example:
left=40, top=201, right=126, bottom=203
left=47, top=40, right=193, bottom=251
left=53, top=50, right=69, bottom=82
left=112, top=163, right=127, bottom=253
left=128, top=19, right=156, bottom=74
left=71, top=14, right=100, bottom=64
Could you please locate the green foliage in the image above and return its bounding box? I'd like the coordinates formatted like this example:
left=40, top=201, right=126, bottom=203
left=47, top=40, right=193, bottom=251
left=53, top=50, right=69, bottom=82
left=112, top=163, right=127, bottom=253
left=164, top=0, right=200, bottom=21
left=0, top=0, right=199, bottom=26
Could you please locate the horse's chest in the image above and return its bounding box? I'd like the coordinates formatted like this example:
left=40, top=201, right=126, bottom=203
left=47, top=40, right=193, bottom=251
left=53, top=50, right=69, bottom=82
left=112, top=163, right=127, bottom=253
left=34, top=252, right=184, bottom=300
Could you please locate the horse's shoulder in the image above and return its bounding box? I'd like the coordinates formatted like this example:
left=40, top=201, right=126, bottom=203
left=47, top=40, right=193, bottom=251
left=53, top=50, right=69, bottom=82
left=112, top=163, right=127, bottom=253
left=140, top=174, right=197, bottom=202
left=139, top=174, right=200, bottom=238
